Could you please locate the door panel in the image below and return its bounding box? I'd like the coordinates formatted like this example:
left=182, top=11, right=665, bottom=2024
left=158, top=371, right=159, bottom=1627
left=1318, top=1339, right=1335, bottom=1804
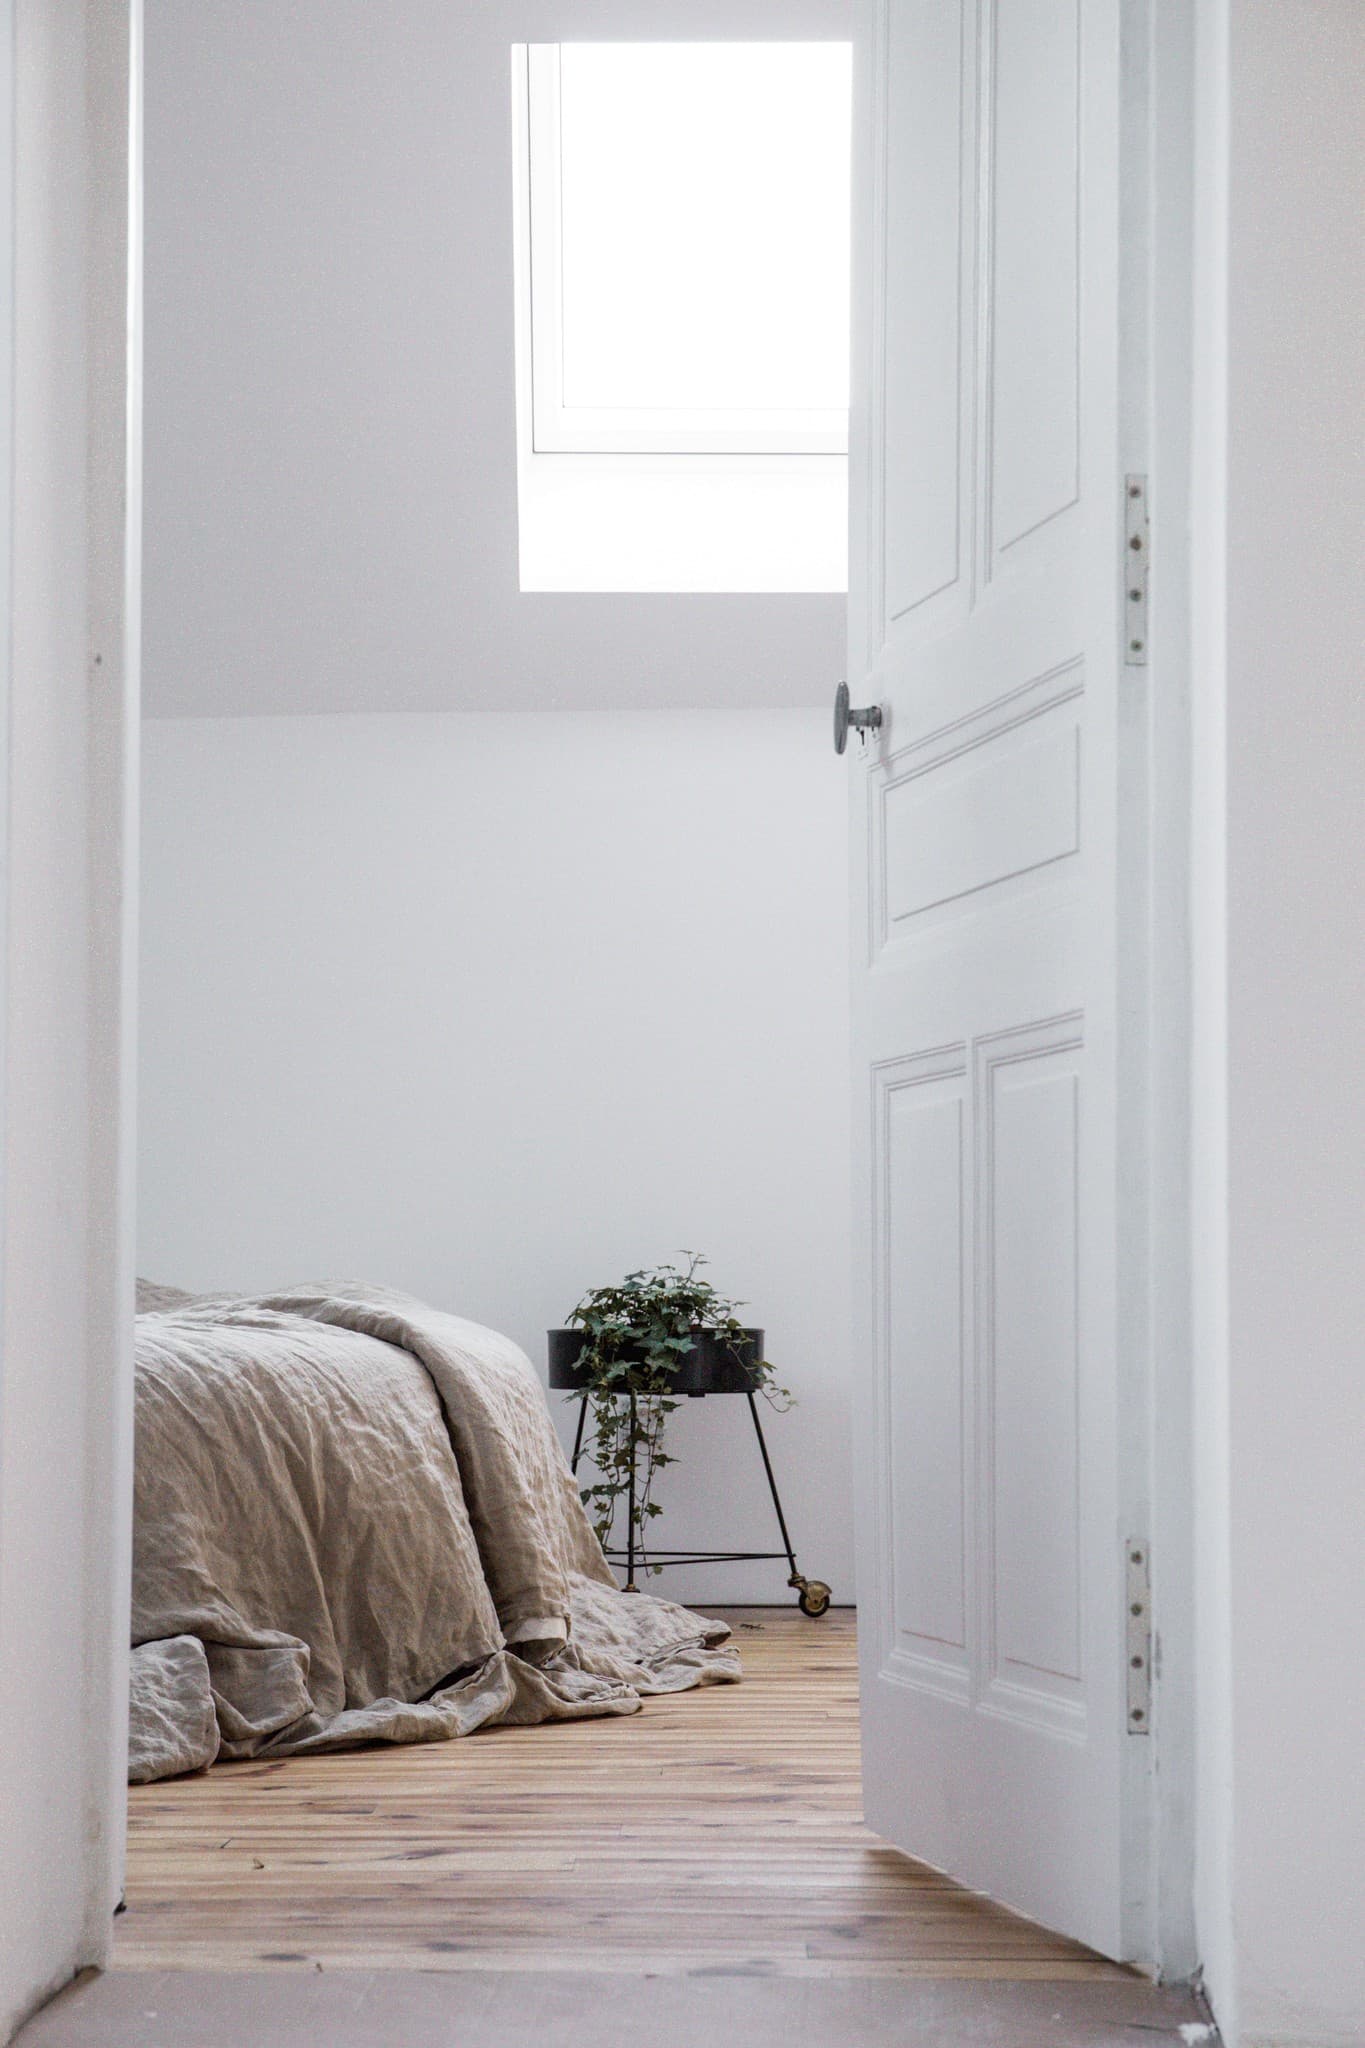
left=849, top=0, right=1143, bottom=1961
left=881, top=0, right=965, bottom=620
left=881, top=711, right=1081, bottom=929
left=881, top=1059, right=969, bottom=1686
left=988, top=0, right=1082, bottom=558
left=985, top=1033, right=1083, bottom=1705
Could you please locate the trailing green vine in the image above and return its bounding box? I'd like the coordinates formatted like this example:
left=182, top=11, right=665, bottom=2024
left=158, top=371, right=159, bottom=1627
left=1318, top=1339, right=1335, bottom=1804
left=565, top=1254, right=792, bottom=1572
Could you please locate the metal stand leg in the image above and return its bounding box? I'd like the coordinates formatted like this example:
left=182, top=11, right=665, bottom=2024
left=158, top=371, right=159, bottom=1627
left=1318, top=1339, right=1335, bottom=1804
left=570, top=1394, right=588, bottom=1475
left=746, top=1392, right=831, bottom=1617
left=745, top=1392, right=799, bottom=1576
left=625, top=1391, right=638, bottom=1591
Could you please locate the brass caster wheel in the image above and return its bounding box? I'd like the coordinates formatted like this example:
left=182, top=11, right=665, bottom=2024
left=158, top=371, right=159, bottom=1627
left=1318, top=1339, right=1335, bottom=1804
left=796, top=1579, right=831, bottom=1618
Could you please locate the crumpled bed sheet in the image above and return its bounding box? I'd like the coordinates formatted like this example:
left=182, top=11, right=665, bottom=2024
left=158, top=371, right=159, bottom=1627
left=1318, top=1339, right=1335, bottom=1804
left=130, top=1282, right=738, bottom=1782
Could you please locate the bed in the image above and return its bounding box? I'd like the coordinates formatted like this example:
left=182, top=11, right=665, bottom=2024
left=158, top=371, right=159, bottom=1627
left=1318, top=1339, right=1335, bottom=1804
left=129, top=1282, right=738, bottom=1783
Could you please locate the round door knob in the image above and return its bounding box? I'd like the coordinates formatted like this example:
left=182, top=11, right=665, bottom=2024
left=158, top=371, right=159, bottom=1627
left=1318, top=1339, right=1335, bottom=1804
left=834, top=681, right=884, bottom=755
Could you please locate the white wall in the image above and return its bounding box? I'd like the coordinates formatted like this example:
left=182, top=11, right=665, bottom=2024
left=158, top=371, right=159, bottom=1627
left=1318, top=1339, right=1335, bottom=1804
left=0, top=2, right=139, bottom=2038
left=1216, top=7, right=1365, bottom=2044
left=138, top=710, right=853, bottom=1608
left=1191, top=6, right=1365, bottom=2044
left=142, top=0, right=849, bottom=718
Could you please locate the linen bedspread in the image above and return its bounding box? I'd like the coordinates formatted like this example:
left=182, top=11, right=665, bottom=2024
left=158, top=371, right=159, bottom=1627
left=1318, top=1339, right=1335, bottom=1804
left=129, top=1283, right=738, bottom=1783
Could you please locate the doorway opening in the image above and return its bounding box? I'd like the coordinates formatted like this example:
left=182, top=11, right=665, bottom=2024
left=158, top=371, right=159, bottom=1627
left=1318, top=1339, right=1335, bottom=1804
left=76, top=7, right=1202, bottom=2044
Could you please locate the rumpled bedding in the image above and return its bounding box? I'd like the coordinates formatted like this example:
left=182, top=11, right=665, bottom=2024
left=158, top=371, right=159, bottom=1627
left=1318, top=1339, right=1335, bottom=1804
left=130, top=1282, right=738, bottom=1783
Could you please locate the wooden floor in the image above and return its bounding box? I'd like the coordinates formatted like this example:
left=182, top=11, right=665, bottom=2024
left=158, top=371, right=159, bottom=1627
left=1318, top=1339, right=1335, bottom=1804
left=115, top=1608, right=1130, bottom=1981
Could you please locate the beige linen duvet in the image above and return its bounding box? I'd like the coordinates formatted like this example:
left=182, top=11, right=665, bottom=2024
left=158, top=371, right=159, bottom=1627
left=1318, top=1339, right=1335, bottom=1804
left=129, top=1284, right=738, bottom=1782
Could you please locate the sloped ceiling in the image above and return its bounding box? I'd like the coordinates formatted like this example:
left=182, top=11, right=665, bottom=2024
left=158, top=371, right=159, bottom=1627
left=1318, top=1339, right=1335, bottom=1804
left=143, top=0, right=850, bottom=715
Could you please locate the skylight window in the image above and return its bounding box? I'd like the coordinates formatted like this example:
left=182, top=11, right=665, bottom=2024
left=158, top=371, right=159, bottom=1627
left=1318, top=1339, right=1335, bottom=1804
left=511, top=42, right=852, bottom=594
left=526, top=43, right=851, bottom=457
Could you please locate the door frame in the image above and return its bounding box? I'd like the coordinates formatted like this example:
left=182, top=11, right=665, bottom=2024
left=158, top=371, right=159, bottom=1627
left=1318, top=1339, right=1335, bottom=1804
left=59, top=0, right=1209, bottom=2006
left=1097, top=0, right=1210, bottom=1981
left=0, top=2, right=140, bottom=2035
left=85, top=0, right=144, bottom=1963
left=1129, top=0, right=1202, bottom=1982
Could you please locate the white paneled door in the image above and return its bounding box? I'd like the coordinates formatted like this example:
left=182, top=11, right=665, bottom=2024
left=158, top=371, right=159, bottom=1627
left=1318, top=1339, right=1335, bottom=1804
left=846, top=0, right=1148, bottom=1961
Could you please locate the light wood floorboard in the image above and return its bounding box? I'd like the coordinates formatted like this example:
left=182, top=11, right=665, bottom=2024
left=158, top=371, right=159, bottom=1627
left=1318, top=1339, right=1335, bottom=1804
left=115, top=1607, right=1131, bottom=1980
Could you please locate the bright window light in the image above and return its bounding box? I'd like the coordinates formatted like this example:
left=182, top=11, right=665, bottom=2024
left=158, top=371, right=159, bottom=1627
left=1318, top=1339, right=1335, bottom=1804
left=512, top=42, right=852, bottom=592
left=528, top=43, right=851, bottom=455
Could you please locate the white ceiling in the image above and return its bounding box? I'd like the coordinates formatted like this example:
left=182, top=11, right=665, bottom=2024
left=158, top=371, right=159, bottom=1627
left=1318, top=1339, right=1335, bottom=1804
left=143, top=0, right=851, bottom=716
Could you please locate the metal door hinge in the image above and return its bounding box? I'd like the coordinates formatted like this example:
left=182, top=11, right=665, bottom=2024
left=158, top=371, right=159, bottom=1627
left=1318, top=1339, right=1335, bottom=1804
left=1124, top=476, right=1149, bottom=666
left=1126, top=1539, right=1151, bottom=1733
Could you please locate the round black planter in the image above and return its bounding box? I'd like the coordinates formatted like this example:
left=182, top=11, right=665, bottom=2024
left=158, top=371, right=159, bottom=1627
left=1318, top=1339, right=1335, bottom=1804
left=546, top=1326, right=765, bottom=1397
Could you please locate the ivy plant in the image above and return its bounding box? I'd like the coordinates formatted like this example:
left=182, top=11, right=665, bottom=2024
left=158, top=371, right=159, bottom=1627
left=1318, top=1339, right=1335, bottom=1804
left=565, top=1254, right=792, bottom=1572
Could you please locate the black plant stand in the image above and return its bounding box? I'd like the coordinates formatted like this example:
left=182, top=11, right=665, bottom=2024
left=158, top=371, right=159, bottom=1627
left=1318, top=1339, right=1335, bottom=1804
left=548, top=1327, right=831, bottom=1617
